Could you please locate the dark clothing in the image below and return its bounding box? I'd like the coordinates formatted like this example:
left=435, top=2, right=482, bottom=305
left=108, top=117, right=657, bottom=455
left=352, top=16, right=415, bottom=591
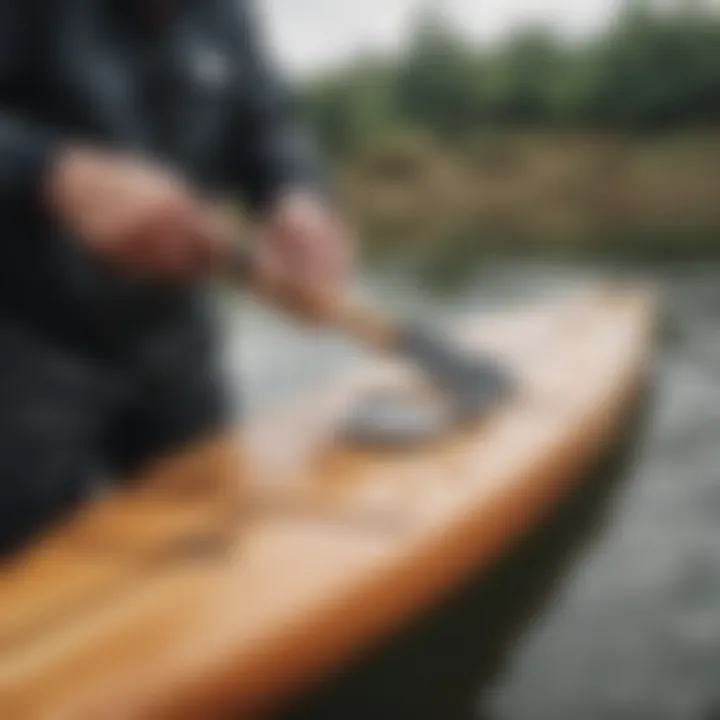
left=0, top=0, right=324, bottom=357
left=0, top=311, right=226, bottom=554
left=0, top=0, right=324, bottom=550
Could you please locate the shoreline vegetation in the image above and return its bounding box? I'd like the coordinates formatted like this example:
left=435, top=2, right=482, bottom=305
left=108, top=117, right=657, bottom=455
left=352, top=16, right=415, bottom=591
left=289, top=1, right=720, bottom=272
left=336, top=129, right=720, bottom=267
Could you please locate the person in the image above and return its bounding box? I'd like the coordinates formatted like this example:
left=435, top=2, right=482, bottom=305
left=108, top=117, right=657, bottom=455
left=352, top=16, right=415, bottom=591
left=0, top=0, right=351, bottom=552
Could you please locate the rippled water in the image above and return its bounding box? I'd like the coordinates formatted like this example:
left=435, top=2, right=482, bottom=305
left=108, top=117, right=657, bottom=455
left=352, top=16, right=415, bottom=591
left=487, top=265, right=720, bottom=719
left=223, top=261, right=720, bottom=720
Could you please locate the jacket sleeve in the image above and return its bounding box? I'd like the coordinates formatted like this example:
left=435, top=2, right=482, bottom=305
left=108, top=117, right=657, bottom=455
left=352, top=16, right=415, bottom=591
left=226, top=0, right=329, bottom=214
left=0, top=0, right=57, bottom=201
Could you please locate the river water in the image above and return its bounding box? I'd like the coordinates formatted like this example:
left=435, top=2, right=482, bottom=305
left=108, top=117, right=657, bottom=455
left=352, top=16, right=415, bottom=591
left=224, top=261, right=720, bottom=720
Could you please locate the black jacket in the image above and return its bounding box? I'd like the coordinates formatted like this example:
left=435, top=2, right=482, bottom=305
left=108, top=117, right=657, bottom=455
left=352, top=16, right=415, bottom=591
left=0, top=0, right=324, bottom=357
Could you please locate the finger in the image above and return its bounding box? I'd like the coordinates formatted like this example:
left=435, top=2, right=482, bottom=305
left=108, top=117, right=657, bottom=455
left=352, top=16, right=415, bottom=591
left=298, top=223, right=348, bottom=291
left=150, top=192, right=209, bottom=279
left=254, top=240, right=286, bottom=298
left=154, top=229, right=196, bottom=279
left=111, top=229, right=155, bottom=276
left=197, top=209, right=234, bottom=272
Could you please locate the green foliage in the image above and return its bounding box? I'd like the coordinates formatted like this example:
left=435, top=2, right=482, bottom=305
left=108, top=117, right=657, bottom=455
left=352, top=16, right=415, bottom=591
left=300, top=0, right=720, bottom=156
left=300, top=61, right=401, bottom=158
left=395, top=12, right=486, bottom=137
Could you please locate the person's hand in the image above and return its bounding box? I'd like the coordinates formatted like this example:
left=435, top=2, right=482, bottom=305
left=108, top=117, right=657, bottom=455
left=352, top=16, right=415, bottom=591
left=254, top=191, right=354, bottom=322
left=46, top=147, right=230, bottom=280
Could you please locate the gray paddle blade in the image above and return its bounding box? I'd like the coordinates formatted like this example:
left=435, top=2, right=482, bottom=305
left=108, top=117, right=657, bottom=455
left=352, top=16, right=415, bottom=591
left=398, top=325, right=514, bottom=420
left=340, top=389, right=457, bottom=448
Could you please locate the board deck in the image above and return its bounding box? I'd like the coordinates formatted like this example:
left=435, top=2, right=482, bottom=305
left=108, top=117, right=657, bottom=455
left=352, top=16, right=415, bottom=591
left=0, top=287, right=656, bottom=719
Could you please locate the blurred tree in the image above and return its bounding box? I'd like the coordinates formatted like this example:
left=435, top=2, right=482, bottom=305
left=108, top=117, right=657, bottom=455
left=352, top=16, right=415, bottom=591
left=588, top=0, right=720, bottom=128
left=301, top=61, right=400, bottom=158
left=484, top=26, right=566, bottom=125
left=395, top=8, right=487, bottom=137
left=299, top=0, right=720, bottom=151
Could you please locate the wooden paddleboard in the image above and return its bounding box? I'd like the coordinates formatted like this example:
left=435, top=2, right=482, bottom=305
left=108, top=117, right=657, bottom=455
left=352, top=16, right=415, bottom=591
left=0, top=286, right=656, bottom=719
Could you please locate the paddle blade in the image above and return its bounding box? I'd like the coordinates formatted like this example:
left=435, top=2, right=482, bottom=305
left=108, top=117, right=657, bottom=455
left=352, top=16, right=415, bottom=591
left=398, top=325, right=515, bottom=419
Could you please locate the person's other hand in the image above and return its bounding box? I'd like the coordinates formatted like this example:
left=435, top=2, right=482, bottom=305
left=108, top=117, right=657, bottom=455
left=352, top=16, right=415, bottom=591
left=255, top=191, right=354, bottom=322
left=46, top=147, right=230, bottom=280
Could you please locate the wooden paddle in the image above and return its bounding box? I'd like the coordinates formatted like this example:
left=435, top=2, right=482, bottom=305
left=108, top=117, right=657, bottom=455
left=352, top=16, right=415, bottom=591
left=223, top=242, right=513, bottom=422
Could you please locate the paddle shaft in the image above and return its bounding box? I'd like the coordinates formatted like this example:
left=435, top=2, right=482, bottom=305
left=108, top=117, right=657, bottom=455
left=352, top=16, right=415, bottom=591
left=222, top=241, right=513, bottom=415
left=223, top=242, right=399, bottom=353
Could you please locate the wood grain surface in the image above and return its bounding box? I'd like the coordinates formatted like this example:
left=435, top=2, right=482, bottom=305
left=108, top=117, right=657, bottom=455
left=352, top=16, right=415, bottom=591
left=0, top=287, right=656, bottom=719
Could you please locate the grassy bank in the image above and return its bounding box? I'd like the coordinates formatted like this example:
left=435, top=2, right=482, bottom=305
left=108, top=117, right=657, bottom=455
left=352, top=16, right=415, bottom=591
left=334, top=130, right=720, bottom=270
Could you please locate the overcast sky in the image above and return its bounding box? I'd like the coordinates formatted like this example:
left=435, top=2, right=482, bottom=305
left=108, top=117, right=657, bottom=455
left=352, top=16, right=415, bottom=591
left=258, top=0, right=620, bottom=76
